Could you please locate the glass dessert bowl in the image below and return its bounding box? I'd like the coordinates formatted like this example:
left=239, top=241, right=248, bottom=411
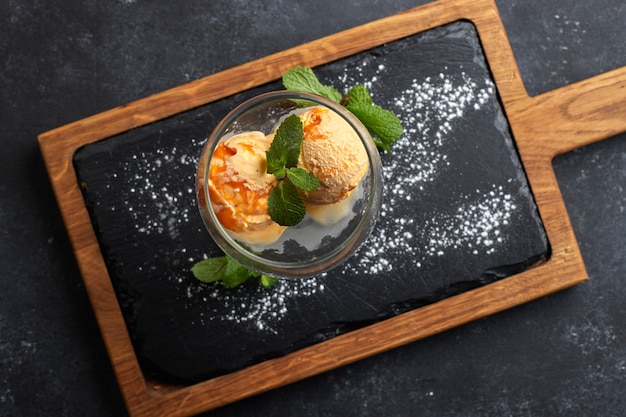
left=196, top=90, right=383, bottom=279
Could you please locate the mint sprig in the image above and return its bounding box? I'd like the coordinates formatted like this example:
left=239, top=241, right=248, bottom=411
left=344, top=84, right=372, bottom=106
left=267, top=181, right=305, bottom=226
left=344, top=104, right=403, bottom=152
left=266, top=113, right=303, bottom=177
left=285, top=167, right=320, bottom=191
left=282, top=66, right=343, bottom=103
left=282, top=67, right=403, bottom=152
left=191, top=255, right=277, bottom=288
left=266, top=114, right=320, bottom=226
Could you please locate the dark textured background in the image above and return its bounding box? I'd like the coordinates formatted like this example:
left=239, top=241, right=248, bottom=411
left=1, top=1, right=624, bottom=416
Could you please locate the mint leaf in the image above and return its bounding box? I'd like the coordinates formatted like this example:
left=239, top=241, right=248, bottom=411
left=268, top=181, right=306, bottom=226
left=282, top=67, right=342, bottom=103
left=273, top=166, right=287, bottom=180
left=346, top=84, right=373, bottom=106
left=191, top=255, right=259, bottom=288
left=260, top=275, right=278, bottom=288
left=345, top=103, right=403, bottom=151
left=266, top=114, right=303, bottom=173
left=286, top=167, right=320, bottom=192
left=282, top=66, right=404, bottom=152
left=266, top=146, right=286, bottom=175
left=222, top=256, right=259, bottom=288
left=264, top=114, right=319, bottom=226
left=192, top=255, right=282, bottom=288
left=191, top=257, right=229, bottom=283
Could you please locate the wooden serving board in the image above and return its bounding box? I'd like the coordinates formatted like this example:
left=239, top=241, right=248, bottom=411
left=72, top=19, right=550, bottom=384
left=38, top=0, right=626, bottom=416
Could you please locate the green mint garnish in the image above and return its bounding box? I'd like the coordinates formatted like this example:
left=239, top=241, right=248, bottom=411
left=285, top=167, right=320, bottom=191
left=268, top=180, right=306, bottom=226
left=259, top=274, right=279, bottom=288
left=344, top=103, right=403, bottom=152
left=191, top=255, right=278, bottom=288
left=192, top=255, right=254, bottom=288
left=345, top=84, right=373, bottom=106
left=266, top=115, right=320, bottom=226
left=282, top=66, right=343, bottom=103
left=266, top=114, right=303, bottom=175
left=282, top=67, right=404, bottom=152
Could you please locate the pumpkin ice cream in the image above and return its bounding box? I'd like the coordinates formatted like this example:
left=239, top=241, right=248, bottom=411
left=297, top=107, right=369, bottom=204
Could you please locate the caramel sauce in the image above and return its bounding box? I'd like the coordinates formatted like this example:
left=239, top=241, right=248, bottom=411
left=209, top=141, right=273, bottom=232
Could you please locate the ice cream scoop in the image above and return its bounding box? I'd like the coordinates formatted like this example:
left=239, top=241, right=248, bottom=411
left=297, top=107, right=369, bottom=204
left=208, top=131, right=286, bottom=244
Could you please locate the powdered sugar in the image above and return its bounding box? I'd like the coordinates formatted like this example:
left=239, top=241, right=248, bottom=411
left=112, top=139, right=203, bottom=238
left=335, top=64, right=516, bottom=275
left=108, top=60, right=521, bottom=332
left=186, top=276, right=323, bottom=332
left=185, top=65, right=521, bottom=329
left=423, top=183, right=516, bottom=257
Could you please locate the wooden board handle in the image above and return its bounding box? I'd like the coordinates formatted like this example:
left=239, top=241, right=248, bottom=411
left=511, top=66, right=626, bottom=159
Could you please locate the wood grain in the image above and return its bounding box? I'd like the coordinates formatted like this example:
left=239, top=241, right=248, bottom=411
left=38, top=0, right=625, bottom=415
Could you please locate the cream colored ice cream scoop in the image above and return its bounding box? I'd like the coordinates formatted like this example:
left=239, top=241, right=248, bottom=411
left=208, top=131, right=286, bottom=244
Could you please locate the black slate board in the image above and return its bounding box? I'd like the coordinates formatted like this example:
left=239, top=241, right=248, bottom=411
left=73, top=21, right=548, bottom=383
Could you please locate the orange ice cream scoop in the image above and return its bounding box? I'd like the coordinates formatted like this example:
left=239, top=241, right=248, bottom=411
left=208, top=131, right=286, bottom=244
left=297, top=107, right=369, bottom=204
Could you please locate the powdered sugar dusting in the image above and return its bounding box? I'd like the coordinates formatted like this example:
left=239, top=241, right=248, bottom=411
left=106, top=137, right=204, bottom=238
left=334, top=63, right=516, bottom=275
left=107, top=59, right=521, bottom=332
left=391, top=72, right=493, bottom=185
left=424, top=183, right=516, bottom=257
left=186, top=277, right=324, bottom=332
left=341, top=64, right=494, bottom=187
